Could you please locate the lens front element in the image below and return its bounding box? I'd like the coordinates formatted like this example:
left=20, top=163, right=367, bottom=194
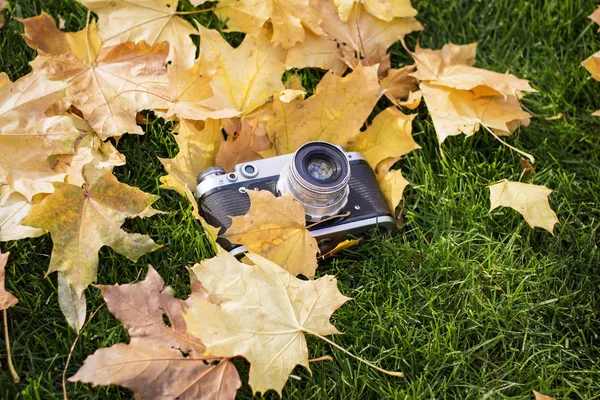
left=277, top=142, right=351, bottom=222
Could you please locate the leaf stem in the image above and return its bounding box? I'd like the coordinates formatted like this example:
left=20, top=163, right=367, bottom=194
left=482, top=125, right=535, bottom=163
left=304, top=329, right=404, bottom=378
left=3, top=309, right=19, bottom=383
left=62, top=304, right=104, bottom=400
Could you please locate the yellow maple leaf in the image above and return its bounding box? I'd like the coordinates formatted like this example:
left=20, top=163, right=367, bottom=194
left=333, top=0, right=417, bottom=22
left=265, top=64, right=382, bottom=156
left=21, top=172, right=161, bottom=295
left=410, top=42, right=536, bottom=97
left=0, top=71, right=79, bottom=200
left=77, top=0, right=198, bottom=67
left=489, top=179, right=559, bottom=234
left=159, top=119, right=222, bottom=216
left=220, top=190, right=319, bottom=277
left=23, top=13, right=170, bottom=139
left=348, top=106, right=419, bottom=171
left=227, top=0, right=325, bottom=48
left=420, top=83, right=531, bottom=145
left=287, top=2, right=422, bottom=72
left=197, top=25, right=286, bottom=117
left=376, top=169, right=409, bottom=217
left=184, top=250, right=351, bottom=396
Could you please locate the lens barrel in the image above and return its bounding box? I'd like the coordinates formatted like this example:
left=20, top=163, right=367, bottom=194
left=277, top=141, right=350, bottom=222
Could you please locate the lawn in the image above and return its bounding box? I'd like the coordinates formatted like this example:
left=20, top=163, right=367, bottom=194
left=1, top=0, right=599, bottom=399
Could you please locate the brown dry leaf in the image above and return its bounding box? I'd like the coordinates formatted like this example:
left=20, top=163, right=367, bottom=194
left=197, top=25, right=286, bottom=116
left=77, top=0, right=198, bottom=67
left=420, top=83, right=531, bottom=144
left=333, top=0, right=417, bottom=22
left=215, top=117, right=273, bottom=172
left=227, top=0, right=325, bottom=48
left=380, top=65, right=419, bottom=104
left=489, top=179, right=559, bottom=234
left=348, top=106, right=419, bottom=170
left=159, top=119, right=222, bottom=216
left=376, top=169, right=409, bottom=217
left=0, top=250, right=18, bottom=310
left=21, top=172, right=161, bottom=296
left=287, top=2, right=422, bottom=72
left=533, top=390, right=556, bottom=400
left=265, top=64, right=383, bottom=156
left=184, top=251, right=351, bottom=396
left=0, top=0, right=6, bottom=30
left=0, top=187, right=46, bottom=241
left=220, top=190, right=319, bottom=277
left=589, top=6, right=600, bottom=29
left=519, top=158, right=536, bottom=179
left=23, top=13, right=169, bottom=139
left=410, top=43, right=536, bottom=97
left=70, top=266, right=241, bottom=399
left=0, top=71, right=79, bottom=200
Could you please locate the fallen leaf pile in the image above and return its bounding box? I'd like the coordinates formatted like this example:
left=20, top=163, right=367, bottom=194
left=0, top=0, right=563, bottom=396
left=584, top=5, right=600, bottom=116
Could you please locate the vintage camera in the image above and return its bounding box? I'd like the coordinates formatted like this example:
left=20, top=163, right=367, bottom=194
left=195, top=141, right=396, bottom=255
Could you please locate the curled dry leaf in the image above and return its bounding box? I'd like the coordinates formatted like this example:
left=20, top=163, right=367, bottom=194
left=77, top=0, right=197, bottom=68
left=265, top=64, right=383, bottom=156
left=227, top=0, right=325, bottom=48
left=533, top=390, right=556, bottom=400
left=215, top=116, right=273, bottom=172
left=22, top=13, right=170, bottom=139
left=220, top=190, right=319, bottom=277
left=21, top=172, right=161, bottom=296
left=70, top=266, right=241, bottom=400
left=489, top=179, right=559, bottom=234
left=348, top=106, right=420, bottom=171
left=184, top=251, right=351, bottom=396
left=380, top=65, right=420, bottom=106
left=0, top=71, right=79, bottom=200
left=0, top=250, right=18, bottom=310
left=159, top=119, right=222, bottom=216
left=333, top=0, right=417, bottom=22
left=376, top=169, right=409, bottom=217
left=197, top=25, right=286, bottom=117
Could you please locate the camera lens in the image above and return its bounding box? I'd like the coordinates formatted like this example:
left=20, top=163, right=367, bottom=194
left=277, top=141, right=350, bottom=222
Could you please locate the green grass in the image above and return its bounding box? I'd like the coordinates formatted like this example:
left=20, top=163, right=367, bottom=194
left=1, top=0, right=600, bottom=398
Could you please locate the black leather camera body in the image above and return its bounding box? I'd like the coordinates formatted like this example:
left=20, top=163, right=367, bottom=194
left=195, top=141, right=396, bottom=255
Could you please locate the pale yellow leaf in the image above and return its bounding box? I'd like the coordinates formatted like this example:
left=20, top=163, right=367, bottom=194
left=58, top=272, right=86, bottom=332
left=184, top=251, right=350, bottom=395
left=489, top=179, right=559, bottom=234
left=0, top=186, right=45, bottom=242
left=589, top=6, right=600, bottom=30
left=333, top=0, right=417, bottom=22
left=221, top=190, right=319, bottom=277
left=533, top=390, right=556, bottom=400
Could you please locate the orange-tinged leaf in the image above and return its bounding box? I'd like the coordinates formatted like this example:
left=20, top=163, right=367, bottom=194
left=583, top=50, right=600, bottom=81
left=23, top=14, right=169, bottom=139
left=0, top=71, right=79, bottom=200
left=215, top=116, right=273, bottom=172
left=221, top=190, right=319, bottom=277
left=0, top=250, right=18, bottom=310
left=333, top=0, right=417, bottom=22
left=197, top=25, right=286, bottom=116
left=70, top=266, right=241, bottom=399
left=184, top=251, right=351, bottom=396
left=159, top=119, right=222, bottom=219
left=376, top=169, right=409, bottom=217
left=21, top=173, right=161, bottom=296
left=265, top=64, right=383, bottom=156
left=227, top=0, right=325, bottom=48
left=288, top=2, right=422, bottom=71
left=77, top=0, right=198, bottom=67
left=348, top=107, right=419, bottom=170
left=489, top=180, right=559, bottom=234
left=380, top=65, right=420, bottom=105
left=420, top=83, right=531, bottom=144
